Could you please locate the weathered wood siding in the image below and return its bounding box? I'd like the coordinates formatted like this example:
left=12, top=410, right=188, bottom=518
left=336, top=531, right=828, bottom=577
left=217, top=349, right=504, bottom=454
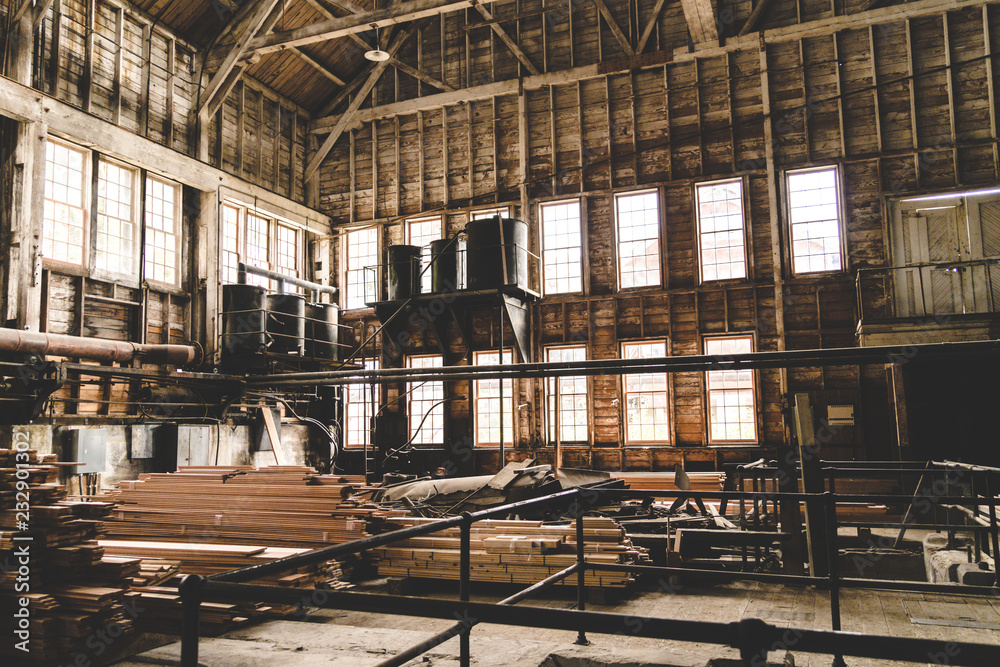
left=325, top=4, right=1000, bottom=472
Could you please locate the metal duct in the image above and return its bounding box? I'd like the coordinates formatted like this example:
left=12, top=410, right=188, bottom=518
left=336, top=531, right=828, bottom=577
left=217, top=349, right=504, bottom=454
left=0, top=328, right=201, bottom=366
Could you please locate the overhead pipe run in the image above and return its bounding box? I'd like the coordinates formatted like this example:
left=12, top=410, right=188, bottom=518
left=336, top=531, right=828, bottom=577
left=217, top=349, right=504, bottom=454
left=247, top=340, right=1000, bottom=387
left=0, top=328, right=202, bottom=367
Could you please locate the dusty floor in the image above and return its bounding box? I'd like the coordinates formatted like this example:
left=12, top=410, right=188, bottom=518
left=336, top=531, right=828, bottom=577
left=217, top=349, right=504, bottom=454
left=114, top=575, right=1000, bottom=666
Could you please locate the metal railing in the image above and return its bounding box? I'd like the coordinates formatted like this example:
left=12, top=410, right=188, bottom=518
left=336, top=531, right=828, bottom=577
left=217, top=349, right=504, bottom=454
left=178, top=480, right=1000, bottom=667
left=857, top=258, right=1000, bottom=322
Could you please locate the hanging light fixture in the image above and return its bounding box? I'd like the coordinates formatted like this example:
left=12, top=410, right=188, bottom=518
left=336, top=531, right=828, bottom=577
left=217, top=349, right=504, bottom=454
left=364, top=9, right=390, bottom=63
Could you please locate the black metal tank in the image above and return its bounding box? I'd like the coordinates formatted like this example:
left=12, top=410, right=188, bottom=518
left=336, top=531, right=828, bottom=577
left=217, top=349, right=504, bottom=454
left=386, top=244, right=422, bottom=300
left=266, top=292, right=306, bottom=355
left=222, top=284, right=267, bottom=358
left=465, top=216, right=529, bottom=291
left=429, top=237, right=460, bottom=294
left=305, top=302, right=339, bottom=361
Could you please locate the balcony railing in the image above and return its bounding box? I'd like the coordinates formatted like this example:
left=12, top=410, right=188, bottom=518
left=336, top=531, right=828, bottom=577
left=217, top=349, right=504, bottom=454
left=857, top=258, right=1000, bottom=322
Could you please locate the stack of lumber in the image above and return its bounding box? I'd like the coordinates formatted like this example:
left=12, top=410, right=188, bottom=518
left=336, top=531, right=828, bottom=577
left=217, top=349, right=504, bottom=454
left=0, top=447, right=136, bottom=663
left=371, top=516, right=650, bottom=588
left=610, top=471, right=725, bottom=492
left=736, top=476, right=902, bottom=521
left=101, top=466, right=401, bottom=630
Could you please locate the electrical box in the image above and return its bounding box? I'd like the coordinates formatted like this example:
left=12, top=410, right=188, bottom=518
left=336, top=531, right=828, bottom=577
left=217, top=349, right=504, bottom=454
left=176, top=426, right=212, bottom=468
left=68, top=429, right=107, bottom=474
left=827, top=404, right=855, bottom=426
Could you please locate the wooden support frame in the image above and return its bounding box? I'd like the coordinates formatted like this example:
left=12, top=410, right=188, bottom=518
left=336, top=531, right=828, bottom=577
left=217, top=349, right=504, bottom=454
left=592, top=0, right=635, bottom=57
left=473, top=3, right=540, bottom=76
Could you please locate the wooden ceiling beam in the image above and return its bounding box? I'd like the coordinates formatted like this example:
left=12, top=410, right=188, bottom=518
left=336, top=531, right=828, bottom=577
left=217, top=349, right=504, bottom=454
left=679, top=0, right=719, bottom=46
left=290, top=46, right=347, bottom=86
left=12, top=0, right=35, bottom=23
left=472, top=3, right=540, bottom=76
left=739, top=0, right=777, bottom=36
left=637, top=0, right=670, bottom=55
left=31, top=0, right=57, bottom=27
left=305, top=23, right=420, bottom=179
left=303, top=0, right=455, bottom=94
left=199, top=0, right=284, bottom=123
left=233, top=0, right=499, bottom=57
left=591, top=0, right=635, bottom=57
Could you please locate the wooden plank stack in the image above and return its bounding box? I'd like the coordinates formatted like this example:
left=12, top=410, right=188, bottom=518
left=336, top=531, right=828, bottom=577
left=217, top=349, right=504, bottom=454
left=100, top=466, right=405, bottom=631
left=0, top=447, right=135, bottom=663
left=371, top=516, right=650, bottom=588
left=610, top=470, right=725, bottom=492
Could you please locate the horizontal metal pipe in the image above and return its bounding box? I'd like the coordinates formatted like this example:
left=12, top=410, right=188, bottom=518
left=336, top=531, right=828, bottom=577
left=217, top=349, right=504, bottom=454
left=199, top=581, right=1000, bottom=666
left=238, top=262, right=338, bottom=296
left=934, top=460, right=1000, bottom=472
left=248, top=340, right=1000, bottom=386
left=0, top=328, right=200, bottom=366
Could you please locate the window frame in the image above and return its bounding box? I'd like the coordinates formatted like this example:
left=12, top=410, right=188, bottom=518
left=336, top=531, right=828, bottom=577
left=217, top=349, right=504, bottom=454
left=471, top=206, right=511, bottom=221
left=539, top=198, right=585, bottom=296
left=220, top=200, right=305, bottom=291
left=406, top=215, right=443, bottom=294
left=473, top=349, right=514, bottom=447
left=407, top=354, right=446, bottom=446
left=620, top=340, right=671, bottom=445
left=614, top=189, right=663, bottom=291
left=343, top=358, right=380, bottom=449
left=784, top=165, right=846, bottom=276
left=143, top=174, right=182, bottom=289
left=342, top=225, right=380, bottom=310
left=695, top=178, right=749, bottom=284
left=545, top=344, right=590, bottom=445
left=703, top=333, right=759, bottom=445
left=41, top=138, right=91, bottom=271
left=91, top=155, right=141, bottom=285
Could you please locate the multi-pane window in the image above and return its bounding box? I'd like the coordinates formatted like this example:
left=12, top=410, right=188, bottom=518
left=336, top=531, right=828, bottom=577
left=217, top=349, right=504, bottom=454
left=704, top=335, right=757, bottom=443
left=546, top=346, right=588, bottom=443
left=697, top=179, right=747, bottom=282
left=540, top=200, right=583, bottom=294
left=407, top=216, right=442, bottom=294
left=42, top=140, right=181, bottom=285
left=408, top=355, right=444, bottom=445
left=474, top=350, right=513, bottom=446
left=144, top=177, right=179, bottom=285
left=615, top=191, right=661, bottom=289
left=787, top=167, right=843, bottom=274
left=42, top=140, right=88, bottom=265
left=344, top=227, right=379, bottom=309
left=344, top=359, right=379, bottom=449
left=94, top=159, right=137, bottom=277
left=621, top=341, right=670, bottom=444
left=221, top=204, right=241, bottom=285
left=471, top=207, right=510, bottom=221
left=219, top=203, right=303, bottom=289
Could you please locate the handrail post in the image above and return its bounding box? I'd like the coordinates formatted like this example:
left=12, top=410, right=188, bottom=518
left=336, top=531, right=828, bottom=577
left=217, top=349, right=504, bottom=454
left=824, top=493, right=847, bottom=667
left=575, top=509, right=590, bottom=646
left=459, top=512, right=472, bottom=667
left=180, top=574, right=203, bottom=667
left=986, top=475, right=1000, bottom=588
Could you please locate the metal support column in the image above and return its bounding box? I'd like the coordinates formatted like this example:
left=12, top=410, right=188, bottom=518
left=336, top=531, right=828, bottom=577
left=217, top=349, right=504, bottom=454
left=575, top=512, right=589, bottom=645
left=824, top=493, right=847, bottom=667
left=460, top=512, right=472, bottom=667
left=180, top=574, right=203, bottom=667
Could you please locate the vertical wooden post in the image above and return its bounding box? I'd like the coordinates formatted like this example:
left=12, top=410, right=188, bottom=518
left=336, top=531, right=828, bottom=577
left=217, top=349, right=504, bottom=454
left=794, top=393, right=829, bottom=578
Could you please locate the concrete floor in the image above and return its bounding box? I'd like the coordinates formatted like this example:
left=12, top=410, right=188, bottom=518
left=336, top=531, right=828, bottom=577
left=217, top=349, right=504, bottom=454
left=114, top=576, right=1000, bottom=667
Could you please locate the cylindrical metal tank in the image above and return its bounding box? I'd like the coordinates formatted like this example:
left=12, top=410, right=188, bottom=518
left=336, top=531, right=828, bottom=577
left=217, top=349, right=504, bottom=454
left=386, top=244, right=421, bottom=300
left=429, top=237, right=460, bottom=294
left=465, top=216, right=529, bottom=291
left=222, top=284, right=267, bottom=357
left=266, top=292, right=306, bottom=355
left=305, top=302, right=340, bottom=361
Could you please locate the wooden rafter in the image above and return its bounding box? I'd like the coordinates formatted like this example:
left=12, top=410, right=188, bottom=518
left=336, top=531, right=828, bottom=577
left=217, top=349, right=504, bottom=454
left=305, top=23, right=419, bottom=179
left=232, top=0, right=499, bottom=57
left=290, top=46, right=346, bottom=86
left=637, top=0, right=669, bottom=54
left=198, top=0, right=283, bottom=123
left=591, top=0, right=635, bottom=57
left=12, top=0, right=35, bottom=23
left=31, top=0, right=57, bottom=26
left=679, top=0, right=719, bottom=46
left=472, top=3, right=540, bottom=76
left=303, top=0, right=453, bottom=92
left=739, top=0, right=777, bottom=36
